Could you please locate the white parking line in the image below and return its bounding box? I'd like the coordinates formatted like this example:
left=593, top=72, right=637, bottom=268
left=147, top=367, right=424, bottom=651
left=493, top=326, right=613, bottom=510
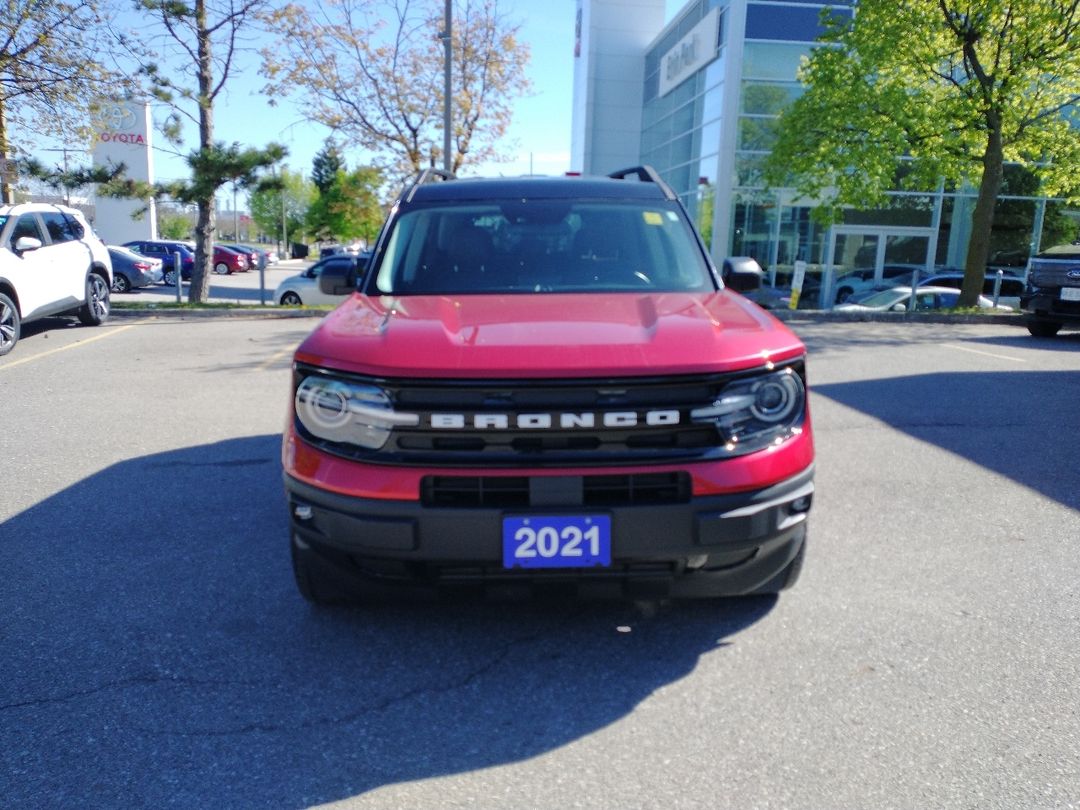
left=0, top=324, right=137, bottom=372
left=945, top=343, right=1026, bottom=363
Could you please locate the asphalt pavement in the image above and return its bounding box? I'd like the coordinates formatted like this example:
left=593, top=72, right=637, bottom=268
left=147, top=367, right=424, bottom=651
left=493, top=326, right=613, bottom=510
left=2, top=318, right=1077, bottom=809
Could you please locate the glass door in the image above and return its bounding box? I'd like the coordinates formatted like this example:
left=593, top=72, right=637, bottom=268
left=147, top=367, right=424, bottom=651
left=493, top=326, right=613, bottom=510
left=826, top=228, right=934, bottom=306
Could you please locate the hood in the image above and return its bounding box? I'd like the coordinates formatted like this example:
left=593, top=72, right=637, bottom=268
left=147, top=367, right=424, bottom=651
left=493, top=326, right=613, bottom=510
left=294, top=292, right=806, bottom=378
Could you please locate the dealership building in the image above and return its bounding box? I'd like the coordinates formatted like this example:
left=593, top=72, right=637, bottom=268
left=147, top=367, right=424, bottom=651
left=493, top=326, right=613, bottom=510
left=570, top=0, right=1071, bottom=304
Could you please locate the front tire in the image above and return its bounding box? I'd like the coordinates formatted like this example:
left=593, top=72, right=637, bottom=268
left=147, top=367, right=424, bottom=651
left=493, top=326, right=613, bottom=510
left=291, top=535, right=354, bottom=605
left=0, top=292, right=21, bottom=356
left=214, top=261, right=230, bottom=275
left=78, top=274, right=110, bottom=326
left=1027, top=320, right=1062, bottom=337
left=748, top=532, right=806, bottom=595
left=280, top=291, right=303, bottom=306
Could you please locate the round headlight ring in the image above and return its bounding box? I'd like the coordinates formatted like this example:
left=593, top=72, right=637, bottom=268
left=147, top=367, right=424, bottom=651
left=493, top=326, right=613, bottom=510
left=750, top=371, right=803, bottom=423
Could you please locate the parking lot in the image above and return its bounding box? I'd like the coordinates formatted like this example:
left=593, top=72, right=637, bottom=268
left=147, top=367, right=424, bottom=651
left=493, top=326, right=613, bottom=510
left=113, top=256, right=313, bottom=306
left=1, top=317, right=1078, bottom=809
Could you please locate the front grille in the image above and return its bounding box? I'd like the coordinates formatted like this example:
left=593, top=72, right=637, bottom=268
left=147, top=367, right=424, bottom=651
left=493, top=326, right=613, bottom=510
left=422, top=472, right=691, bottom=508
left=294, top=363, right=805, bottom=467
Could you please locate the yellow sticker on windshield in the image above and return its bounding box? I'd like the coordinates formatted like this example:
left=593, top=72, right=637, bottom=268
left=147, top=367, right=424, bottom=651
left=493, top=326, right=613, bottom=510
left=643, top=211, right=663, bottom=225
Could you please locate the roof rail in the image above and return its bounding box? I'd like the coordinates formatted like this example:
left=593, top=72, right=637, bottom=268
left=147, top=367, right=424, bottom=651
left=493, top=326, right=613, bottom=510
left=607, top=165, right=678, bottom=201
left=404, top=168, right=456, bottom=203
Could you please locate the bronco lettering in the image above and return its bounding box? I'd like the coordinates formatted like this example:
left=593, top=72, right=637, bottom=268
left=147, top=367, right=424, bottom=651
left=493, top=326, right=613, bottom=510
left=428, top=410, right=681, bottom=429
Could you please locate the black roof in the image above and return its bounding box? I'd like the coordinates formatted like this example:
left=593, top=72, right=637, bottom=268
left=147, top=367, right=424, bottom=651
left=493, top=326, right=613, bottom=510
left=405, top=172, right=675, bottom=204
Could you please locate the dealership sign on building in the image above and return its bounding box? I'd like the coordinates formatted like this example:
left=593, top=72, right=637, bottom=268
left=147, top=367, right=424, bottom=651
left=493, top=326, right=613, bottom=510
left=659, top=8, right=720, bottom=97
left=91, top=101, right=157, bottom=244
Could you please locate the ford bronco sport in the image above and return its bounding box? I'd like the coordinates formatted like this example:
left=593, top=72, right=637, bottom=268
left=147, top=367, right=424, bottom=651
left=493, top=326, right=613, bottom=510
left=282, top=167, right=815, bottom=603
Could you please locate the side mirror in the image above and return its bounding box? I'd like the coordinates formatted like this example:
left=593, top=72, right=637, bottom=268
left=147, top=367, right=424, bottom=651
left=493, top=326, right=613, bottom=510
left=891, top=303, right=906, bottom=312
left=318, top=261, right=359, bottom=295
left=15, top=236, right=43, bottom=253
left=721, top=257, right=763, bottom=292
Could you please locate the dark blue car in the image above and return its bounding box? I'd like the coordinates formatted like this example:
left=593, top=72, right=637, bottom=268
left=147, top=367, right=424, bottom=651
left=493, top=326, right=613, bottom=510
left=122, top=240, right=196, bottom=285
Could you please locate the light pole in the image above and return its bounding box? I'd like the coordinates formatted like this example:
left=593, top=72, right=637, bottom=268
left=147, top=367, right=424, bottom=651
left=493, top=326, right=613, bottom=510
left=441, top=0, right=452, bottom=173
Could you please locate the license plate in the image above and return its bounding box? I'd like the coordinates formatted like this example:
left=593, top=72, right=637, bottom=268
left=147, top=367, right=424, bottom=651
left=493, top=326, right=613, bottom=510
left=503, top=515, right=611, bottom=569
left=1061, top=287, right=1080, bottom=301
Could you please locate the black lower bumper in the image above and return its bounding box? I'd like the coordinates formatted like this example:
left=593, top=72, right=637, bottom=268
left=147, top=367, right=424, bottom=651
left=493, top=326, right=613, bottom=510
left=284, top=465, right=814, bottom=599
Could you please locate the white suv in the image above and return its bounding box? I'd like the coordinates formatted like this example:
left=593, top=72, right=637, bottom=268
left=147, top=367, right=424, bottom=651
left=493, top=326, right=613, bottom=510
left=0, top=202, right=113, bottom=356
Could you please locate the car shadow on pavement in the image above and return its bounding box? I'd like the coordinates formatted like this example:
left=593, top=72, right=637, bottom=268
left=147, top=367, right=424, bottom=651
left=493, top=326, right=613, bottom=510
left=0, top=435, right=775, bottom=807
left=813, top=370, right=1080, bottom=512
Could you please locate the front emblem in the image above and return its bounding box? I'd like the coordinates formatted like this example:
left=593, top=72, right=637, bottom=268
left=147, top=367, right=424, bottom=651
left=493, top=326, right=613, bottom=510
left=1067, top=269, right=1080, bottom=280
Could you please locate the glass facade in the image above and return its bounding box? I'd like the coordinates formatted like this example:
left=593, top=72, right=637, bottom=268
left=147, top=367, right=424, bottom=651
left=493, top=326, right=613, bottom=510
left=636, top=0, right=1076, bottom=306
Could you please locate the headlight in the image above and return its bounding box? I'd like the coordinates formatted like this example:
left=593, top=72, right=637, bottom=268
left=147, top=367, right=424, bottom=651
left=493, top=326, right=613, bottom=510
left=295, top=377, right=418, bottom=450
left=690, top=368, right=806, bottom=454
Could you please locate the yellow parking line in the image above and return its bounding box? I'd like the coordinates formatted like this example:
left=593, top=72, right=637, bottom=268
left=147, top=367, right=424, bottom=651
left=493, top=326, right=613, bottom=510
left=257, top=345, right=296, bottom=372
left=0, top=324, right=137, bottom=372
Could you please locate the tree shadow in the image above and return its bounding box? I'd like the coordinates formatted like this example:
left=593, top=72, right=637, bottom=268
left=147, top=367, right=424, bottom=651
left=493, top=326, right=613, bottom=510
left=0, top=436, right=774, bottom=806
left=813, top=371, right=1080, bottom=511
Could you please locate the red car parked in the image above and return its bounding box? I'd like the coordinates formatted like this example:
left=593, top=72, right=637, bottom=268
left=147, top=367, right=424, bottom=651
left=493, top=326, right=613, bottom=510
left=212, top=245, right=249, bottom=275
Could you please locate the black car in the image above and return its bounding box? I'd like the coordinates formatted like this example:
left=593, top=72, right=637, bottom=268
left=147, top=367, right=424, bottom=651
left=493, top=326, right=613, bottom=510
left=1021, top=248, right=1080, bottom=336
left=122, top=240, right=196, bottom=285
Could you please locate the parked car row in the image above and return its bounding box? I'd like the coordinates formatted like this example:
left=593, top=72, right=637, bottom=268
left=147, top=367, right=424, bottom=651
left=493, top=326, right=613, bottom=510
left=835, top=285, right=1015, bottom=313
left=115, top=241, right=280, bottom=288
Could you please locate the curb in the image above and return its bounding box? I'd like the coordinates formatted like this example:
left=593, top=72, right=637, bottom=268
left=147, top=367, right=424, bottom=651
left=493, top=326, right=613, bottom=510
left=769, top=309, right=1023, bottom=326
left=109, top=304, right=1025, bottom=326
left=110, top=306, right=328, bottom=320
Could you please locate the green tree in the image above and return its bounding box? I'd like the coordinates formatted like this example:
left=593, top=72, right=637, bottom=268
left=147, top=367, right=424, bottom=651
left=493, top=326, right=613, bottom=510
left=157, top=206, right=193, bottom=239
left=765, top=0, right=1080, bottom=307
left=260, top=0, right=531, bottom=181
left=311, top=139, right=345, bottom=194
left=0, top=0, right=128, bottom=203
left=308, top=166, right=385, bottom=245
left=249, top=167, right=314, bottom=251
left=127, top=0, right=286, bottom=302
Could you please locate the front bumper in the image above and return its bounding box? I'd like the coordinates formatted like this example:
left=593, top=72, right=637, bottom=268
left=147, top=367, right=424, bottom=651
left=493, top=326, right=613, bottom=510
left=1020, top=290, right=1080, bottom=324
left=284, top=464, right=814, bottom=598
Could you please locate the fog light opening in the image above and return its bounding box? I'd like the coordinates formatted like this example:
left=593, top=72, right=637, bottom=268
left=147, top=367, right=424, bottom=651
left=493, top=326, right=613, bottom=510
left=294, top=504, right=314, bottom=521
left=790, top=496, right=812, bottom=514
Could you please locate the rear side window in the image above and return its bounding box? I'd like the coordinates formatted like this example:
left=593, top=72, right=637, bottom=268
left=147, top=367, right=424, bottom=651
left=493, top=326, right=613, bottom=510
left=371, top=200, right=714, bottom=295
left=41, top=212, right=81, bottom=244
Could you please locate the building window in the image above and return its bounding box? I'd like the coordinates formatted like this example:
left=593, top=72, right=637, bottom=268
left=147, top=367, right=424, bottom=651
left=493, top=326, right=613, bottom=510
left=745, top=3, right=852, bottom=43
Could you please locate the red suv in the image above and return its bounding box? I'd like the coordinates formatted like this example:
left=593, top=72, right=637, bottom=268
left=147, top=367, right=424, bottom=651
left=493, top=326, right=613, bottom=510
left=282, top=167, right=814, bottom=603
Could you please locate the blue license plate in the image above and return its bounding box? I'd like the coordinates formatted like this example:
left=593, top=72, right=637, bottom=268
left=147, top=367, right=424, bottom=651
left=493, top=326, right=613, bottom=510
left=502, top=515, right=611, bottom=569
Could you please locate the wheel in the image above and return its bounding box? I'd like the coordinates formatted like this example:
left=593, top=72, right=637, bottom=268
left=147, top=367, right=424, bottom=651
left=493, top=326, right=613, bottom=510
left=1027, top=320, right=1062, bottom=337
left=835, top=286, right=854, bottom=303
left=280, top=291, right=303, bottom=306
left=214, top=261, right=230, bottom=275
left=291, top=535, right=354, bottom=605
left=0, top=292, right=21, bottom=357
left=163, top=269, right=177, bottom=286
left=77, top=273, right=110, bottom=326
left=112, top=273, right=132, bottom=294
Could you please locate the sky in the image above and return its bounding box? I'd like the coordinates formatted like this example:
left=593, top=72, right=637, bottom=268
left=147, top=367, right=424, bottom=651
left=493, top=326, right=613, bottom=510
left=114, top=0, right=683, bottom=194
left=143, top=0, right=582, bottom=188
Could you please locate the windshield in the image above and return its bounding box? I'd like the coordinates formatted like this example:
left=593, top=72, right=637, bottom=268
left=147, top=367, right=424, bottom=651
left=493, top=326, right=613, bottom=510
left=370, top=200, right=714, bottom=295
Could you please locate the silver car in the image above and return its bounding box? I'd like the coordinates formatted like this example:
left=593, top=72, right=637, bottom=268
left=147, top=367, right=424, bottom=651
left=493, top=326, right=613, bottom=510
left=274, top=253, right=369, bottom=306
